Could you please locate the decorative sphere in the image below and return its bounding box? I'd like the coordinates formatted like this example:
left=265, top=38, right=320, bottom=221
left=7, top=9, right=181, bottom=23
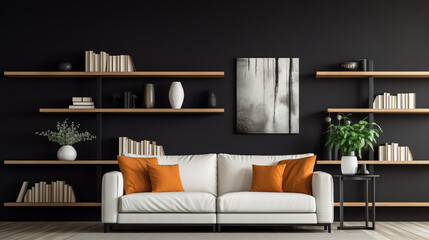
left=57, top=59, right=72, bottom=71
left=325, top=116, right=332, bottom=123
left=336, top=114, right=342, bottom=121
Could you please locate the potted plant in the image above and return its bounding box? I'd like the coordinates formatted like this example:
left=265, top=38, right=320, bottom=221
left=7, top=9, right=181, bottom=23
left=325, top=114, right=382, bottom=175
left=36, top=119, right=96, bottom=161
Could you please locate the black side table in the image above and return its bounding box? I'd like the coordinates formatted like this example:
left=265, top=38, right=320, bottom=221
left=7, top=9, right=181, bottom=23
left=334, top=175, right=379, bottom=230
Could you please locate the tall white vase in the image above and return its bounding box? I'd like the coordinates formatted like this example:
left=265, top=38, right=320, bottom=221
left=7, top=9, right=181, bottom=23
left=341, top=152, right=358, bottom=175
left=57, top=145, right=77, bottom=161
left=169, top=81, right=184, bottom=109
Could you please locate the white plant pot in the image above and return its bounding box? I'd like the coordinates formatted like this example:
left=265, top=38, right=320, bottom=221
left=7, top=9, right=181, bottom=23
left=341, top=154, right=358, bottom=175
left=169, top=81, right=184, bottom=109
left=57, top=145, right=77, bottom=161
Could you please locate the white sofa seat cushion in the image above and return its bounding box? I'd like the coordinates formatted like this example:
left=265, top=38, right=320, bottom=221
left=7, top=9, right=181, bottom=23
left=119, top=192, right=216, bottom=213
left=218, top=192, right=316, bottom=213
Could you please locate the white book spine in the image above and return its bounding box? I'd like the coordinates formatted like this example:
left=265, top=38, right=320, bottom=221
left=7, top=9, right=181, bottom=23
left=373, top=95, right=380, bottom=109
left=16, top=181, right=29, bottom=202
left=24, top=189, right=30, bottom=203
left=31, top=187, right=35, bottom=203
left=392, top=143, right=398, bottom=161
left=378, top=146, right=385, bottom=161
left=119, top=137, right=123, bottom=155
left=409, top=93, right=416, bottom=109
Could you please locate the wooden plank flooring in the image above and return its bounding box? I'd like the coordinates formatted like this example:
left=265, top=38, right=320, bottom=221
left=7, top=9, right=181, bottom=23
left=0, top=221, right=428, bottom=240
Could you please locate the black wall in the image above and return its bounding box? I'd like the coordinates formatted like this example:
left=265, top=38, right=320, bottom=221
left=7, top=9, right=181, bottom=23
left=2, top=0, right=429, bottom=221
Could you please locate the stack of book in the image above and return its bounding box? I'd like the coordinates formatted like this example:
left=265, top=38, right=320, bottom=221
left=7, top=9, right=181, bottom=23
left=69, top=97, right=94, bottom=109
left=373, top=92, right=416, bottom=109
left=85, top=50, right=136, bottom=72
left=378, top=143, right=413, bottom=161
left=16, top=181, right=78, bottom=203
left=119, top=137, right=165, bottom=156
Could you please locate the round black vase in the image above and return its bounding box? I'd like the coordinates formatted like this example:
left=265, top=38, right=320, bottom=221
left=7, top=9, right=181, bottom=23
left=57, top=59, right=72, bottom=71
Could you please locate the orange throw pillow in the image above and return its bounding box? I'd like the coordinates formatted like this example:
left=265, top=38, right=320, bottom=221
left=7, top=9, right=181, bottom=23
left=277, top=155, right=317, bottom=195
left=117, top=155, right=158, bottom=194
left=250, top=164, right=286, bottom=192
left=148, top=164, right=185, bottom=192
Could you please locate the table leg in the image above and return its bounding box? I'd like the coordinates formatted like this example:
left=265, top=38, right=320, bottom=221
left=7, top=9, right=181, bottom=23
left=339, top=177, right=344, bottom=229
left=372, top=177, right=376, bottom=230
left=365, top=179, right=369, bottom=228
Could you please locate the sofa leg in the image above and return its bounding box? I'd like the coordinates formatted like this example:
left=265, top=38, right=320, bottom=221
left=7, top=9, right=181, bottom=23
left=104, top=224, right=112, bottom=233
left=324, top=225, right=327, bottom=230
left=217, top=225, right=222, bottom=233
left=212, top=225, right=217, bottom=233
left=327, top=224, right=331, bottom=233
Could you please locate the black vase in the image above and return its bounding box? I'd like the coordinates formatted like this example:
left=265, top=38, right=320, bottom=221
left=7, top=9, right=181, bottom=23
left=57, top=59, right=72, bottom=71
left=208, top=91, right=217, bottom=108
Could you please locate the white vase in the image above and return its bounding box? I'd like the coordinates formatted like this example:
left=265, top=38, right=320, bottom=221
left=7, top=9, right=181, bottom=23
left=57, top=145, right=77, bottom=161
left=169, top=81, right=184, bottom=109
left=341, top=152, right=358, bottom=175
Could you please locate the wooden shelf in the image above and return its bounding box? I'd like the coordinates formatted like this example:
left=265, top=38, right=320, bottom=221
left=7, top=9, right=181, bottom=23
left=4, top=71, right=224, bottom=78
left=39, top=108, right=225, bottom=114
left=317, top=160, right=429, bottom=165
left=4, top=160, right=118, bottom=165
left=4, top=202, right=101, bottom=207
left=316, top=71, right=429, bottom=78
left=334, top=202, right=429, bottom=207
left=326, top=108, right=429, bottom=114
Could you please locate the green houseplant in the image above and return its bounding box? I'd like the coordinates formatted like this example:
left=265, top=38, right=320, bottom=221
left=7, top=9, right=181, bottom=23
left=36, top=119, right=96, bottom=161
left=325, top=114, right=382, bottom=174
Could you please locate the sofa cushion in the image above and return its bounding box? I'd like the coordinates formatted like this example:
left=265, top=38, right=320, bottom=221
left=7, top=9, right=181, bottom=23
left=123, top=154, right=217, bottom=196
left=217, top=192, right=316, bottom=213
left=148, top=164, right=184, bottom=192
left=119, top=192, right=216, bottom=213
left=217, top=153, right=314, bottom=195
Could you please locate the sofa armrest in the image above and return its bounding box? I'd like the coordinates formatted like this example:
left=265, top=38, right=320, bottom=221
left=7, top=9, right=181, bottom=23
left=312, top=171, right=334, bottom=223
left=102, top=171, right=124, bottom=223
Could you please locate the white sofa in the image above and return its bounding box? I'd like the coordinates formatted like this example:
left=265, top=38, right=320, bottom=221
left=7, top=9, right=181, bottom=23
left=102, top=153, right=333, bottom=232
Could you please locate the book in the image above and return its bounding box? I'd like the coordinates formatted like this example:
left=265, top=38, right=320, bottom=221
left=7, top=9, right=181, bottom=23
left=373, top=95, right=380, bottom=109
left=409, top=93, right=416, bottom=109
left=16, top=181, right=28, bottom=202
left=64, top=184, right=69, bottom=203
left=383, top=93, right=389, bottom=109
left=120, top=55, right=126, bottom=72
left=405, top=93, right=409, bottom=109
left=35, top=183, right=39, bottom=203
left=407, top=146, right=413, bottom=161
left=24, top=189, right=30, bottom=203
left=85, top=51, right=91, bottom=72
left=392, top=143, right=398, bottom=161
left=378, top=145, right=385, bottom=161
left=72, top=97, right=83, bottom=102
left=45, top=184, right=49, bottom=203
left=31, top=186, right=35, bottom=203
left=72, top=102, right=94, bottom=106
left=52, top=181, right=57, bottom=202
left=385, top=143, right=391, bottom=161
left=71, top=186, right=79, bottom=202
left=82, top=97, right=92, bottom=102
left=69, top=105, right=95, bottom=109
left=40, top=181, right=46, bottom=202
left=59, top=181, right=64, bottom=202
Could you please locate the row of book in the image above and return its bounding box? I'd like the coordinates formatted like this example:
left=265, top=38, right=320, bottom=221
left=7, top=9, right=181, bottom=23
left=85, top=50, right=136, bottom=72
left=373, top=92, right=416, bottom=109
left=16, top=181, right=78, bottom=203
left=69, top=97, right=94, bottom=109
left=378, top=143, right=413, bottom=161
left=119, top=137, right=165, bottom=156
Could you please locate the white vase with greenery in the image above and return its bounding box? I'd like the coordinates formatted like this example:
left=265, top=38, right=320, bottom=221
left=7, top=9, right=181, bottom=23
left=326, top=114, right=382, bottom=175
left=36, top=119, right=96, bottom=161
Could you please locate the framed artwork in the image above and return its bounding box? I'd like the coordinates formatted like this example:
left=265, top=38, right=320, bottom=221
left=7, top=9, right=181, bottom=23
left=236, top=58, right=299, bottom=134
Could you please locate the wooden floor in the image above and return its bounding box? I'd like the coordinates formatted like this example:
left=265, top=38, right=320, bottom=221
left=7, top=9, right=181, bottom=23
left=0, top=221, right=428, bottom=240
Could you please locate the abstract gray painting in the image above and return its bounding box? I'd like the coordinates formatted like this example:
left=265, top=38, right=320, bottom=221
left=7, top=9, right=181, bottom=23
left=237, top=58, right=299, bottom=134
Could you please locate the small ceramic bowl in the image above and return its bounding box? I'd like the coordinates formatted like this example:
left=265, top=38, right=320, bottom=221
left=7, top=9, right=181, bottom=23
left=340, top=62, right=358, bottom=71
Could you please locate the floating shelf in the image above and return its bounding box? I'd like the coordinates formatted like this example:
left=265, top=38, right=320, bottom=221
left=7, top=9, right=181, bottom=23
left=39, top=108, right=225, bottom=114
left=4, top=202, right=101, bottom=207
left=316, top=71, right=429, bottom=78
left=4, top=160, right=118, bottom=165
left=317, top=160, right=429, bottom=165
left=4, top=71, right=225, bottom=78
left=326, top=108, right=429, bottom=114
left=334, top=202, right=429, bottom=207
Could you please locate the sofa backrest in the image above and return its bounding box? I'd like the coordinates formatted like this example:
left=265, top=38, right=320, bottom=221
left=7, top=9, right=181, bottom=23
left=217, top=153, right=314, bottom=196
left=123, top=153, right=218, bottom=196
